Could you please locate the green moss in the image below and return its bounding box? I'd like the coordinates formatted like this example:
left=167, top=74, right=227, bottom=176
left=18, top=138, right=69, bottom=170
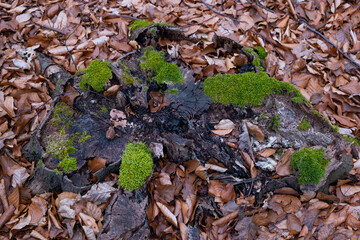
left=298, top=118, right=311, bottom=131
left=166, top=88, right=179, bottom=95
left=46, top=103, right=91, bottom=174
left=118, top=61, right=137, bottom=85
left=118, top=142, right=153, bottom=191
left=291, top=148, right=330, bottom=185
left=203, top=72, right=306, bottom=108
left=129, top=20, right=174, bottom=36
left=331, top=124, right=339, bottom=133
left=150, top=28, right=157, bottom=35
left=51, top=102, right=74, bottom=127
left=253, top=46, right=268, bottom=59
left=130, top=20, right=153, bottom=35
left=271, top=114, right=281, bottom=130
left=140, top=48, right=184, bottom=85
left=99, top=106, right=108, bottom=114
left=79, top=60, right=112, bottom=92
left=245, top=48, right=263, bottom=70
left=344, top=136, right=360, bottom=147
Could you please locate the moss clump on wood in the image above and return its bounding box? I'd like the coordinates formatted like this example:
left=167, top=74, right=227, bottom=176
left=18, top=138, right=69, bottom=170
left=79, top=59, right=112, bottom=92
left=203, top=72, right=306, bottom=108
left=343, top=136, right=360, bottom=147
left=298, top=118, right=311, bottom=131
left=140, top=48, right=184, bottom=85
left=291, top=148, right=330, bottom=185
left=271, top=114, right=281, bottom=130
left=118, top=142, right=153, bottom=191
left=118, top=61, right=137, bottom=85
left=46, top=102, right=91, bottom=173
left=253, top=46, right=268, bottom=59
left=129, top=20, right=174, bottom=36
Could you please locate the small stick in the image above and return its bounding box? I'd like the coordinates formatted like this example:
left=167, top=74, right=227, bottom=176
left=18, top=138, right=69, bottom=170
left=0, top=179, right=9, bottom=211
left=0, top=205, right=15, bottom=228
left=200, top=0, right=247, bottom=24
left=286, top=0, right=298, bottom=20
left=33, top=22, right=66, bottom=35
left=298, top=18, right=360, bottom=69
left=95, top=14, right=140, bottom=20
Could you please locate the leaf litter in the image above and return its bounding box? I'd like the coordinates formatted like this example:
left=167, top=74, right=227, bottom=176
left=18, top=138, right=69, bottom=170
left=0, top=0, right=360, bottom=239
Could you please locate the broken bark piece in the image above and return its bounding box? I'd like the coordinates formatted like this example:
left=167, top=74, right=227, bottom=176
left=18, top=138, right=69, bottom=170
left=98, top=192, right=149, bottom=239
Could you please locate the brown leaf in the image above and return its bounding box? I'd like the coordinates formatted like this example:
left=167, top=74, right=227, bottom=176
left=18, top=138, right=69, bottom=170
left=287, top=214, right=302, bottom=235
left=258, top=148, right=276, bottom=157
left=212, top=210, right=238, bottom=227
left=269, top=195, right=301, bottom=214
left=88, top=158, right=106, bottom=174
left=276, top=148, right=295, bottom=176
left=29, top=202, right=43, bottom=225
left=245, top=121, right=264, bottom=142
left=79, top=212, right=99, bottom=234
left=211, top=129, right=232, bottom=136
left=8, top=185, right=19, bottom=210
left=104, top=85, right=121, bottom=97
left=156, top=202, right=178, bottom=227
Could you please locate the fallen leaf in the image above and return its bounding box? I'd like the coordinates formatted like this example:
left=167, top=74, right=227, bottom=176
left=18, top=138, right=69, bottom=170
left=258, top=148, right=276, bottom=157
left=276, top=148, right=295, bottom=176
left=340, top=185, right=360, bottom=196
left=245, top=121, right=264, bottom=142
left=88, top=158, right=106, bottom=174
left=156, top=202, right=178, bottom=227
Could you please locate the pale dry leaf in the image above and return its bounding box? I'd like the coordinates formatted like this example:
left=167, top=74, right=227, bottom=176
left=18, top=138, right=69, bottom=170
left=156, top=202, right=178, bottom=227
left=54, top=11, right=68, bottom=29
left=48, top=46, right=75, bottom=55
left=11, top=167, right=30, bottom=188
left=12, top=214, right=31, bottom=230
left=82, top=225, right=96, bottom=240
left=79, top=212, right=99, bottom=234
left=12, top=59, right=31, bottom=70
left=16, top=12, right=31, bottom=23
left=82, top=182, right=116, bottom=204
left=214, top=119, right=235, bottom=130
left=340, top=185, right=360, bottom=196
left=238, top=13, right=254, bottom=31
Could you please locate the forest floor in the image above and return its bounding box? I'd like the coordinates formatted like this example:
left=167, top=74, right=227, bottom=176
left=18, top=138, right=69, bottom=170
left=1, top=0, right=360, bottom=239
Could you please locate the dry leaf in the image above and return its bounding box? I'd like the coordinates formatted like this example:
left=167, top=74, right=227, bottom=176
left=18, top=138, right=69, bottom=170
left=156, top=202, right=178, bottom=227
left=245, top=121, right=264, bottom=142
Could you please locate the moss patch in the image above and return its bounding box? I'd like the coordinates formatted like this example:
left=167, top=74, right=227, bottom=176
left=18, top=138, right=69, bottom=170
left=118, top=142, right=153, bottom=191
left=129, top=20, right=174, bottom=36
left=140, top=48, right=183, bottom=85
left=79, top=59, right=112, bottom=92
left=271, top=114, right=281, bottom=130
left=203, top=72, right=306, bottom=108
left=253, top=46, right=268, bottom=59
left=291, top=148, right=330, bottom=185
left=344, top=136, right=360, bottom=147
left=46, top=102, right=91, bottom=173
left=298, top=118, right=311, bottom=131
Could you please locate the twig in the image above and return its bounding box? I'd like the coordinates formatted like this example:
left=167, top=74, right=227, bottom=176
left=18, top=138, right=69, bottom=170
left=298, top=18, right=360, bottom=69
left=33, top=22, right=66, bottom=35
left=0, top=205, right=15, bottom=228
left=286, top=0, right=297, bottom=20
left=242, top=0, right=274, bottom=13
left=95, top=14, right=140, bottom=21
left=200, top=0, right=247, bottom=24
left=0, top=179, right=9, bottom=211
